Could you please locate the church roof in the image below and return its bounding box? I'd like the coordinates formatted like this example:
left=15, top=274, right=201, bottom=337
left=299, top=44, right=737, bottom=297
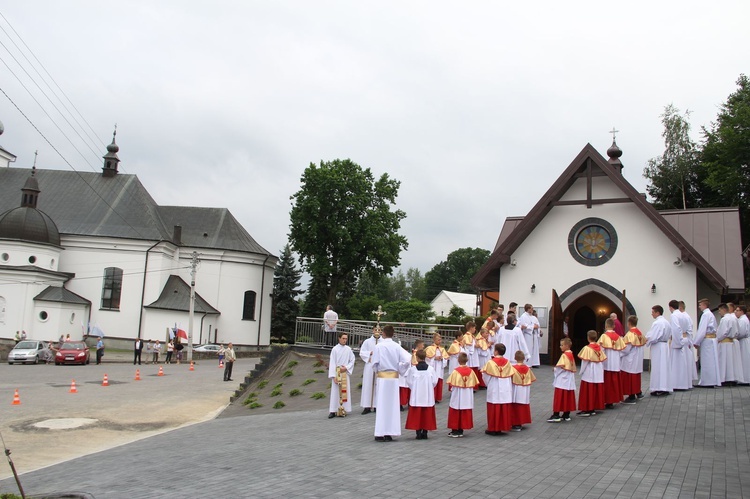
left=33, top=286, right=91, bottom=305
left=145, top=274, right=221, bottom=314
left=0, top=206, right=61, bottom=246
left=0, top=168, right=272, bottom=256
left=472, top=143, right=740, bottom=293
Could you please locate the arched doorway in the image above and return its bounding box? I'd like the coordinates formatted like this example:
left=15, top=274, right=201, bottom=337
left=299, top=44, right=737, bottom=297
left=565, top=291, right=621, bottom=355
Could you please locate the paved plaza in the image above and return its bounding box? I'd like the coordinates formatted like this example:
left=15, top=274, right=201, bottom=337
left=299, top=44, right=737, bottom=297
left=1, top=364, right=748, bottom=498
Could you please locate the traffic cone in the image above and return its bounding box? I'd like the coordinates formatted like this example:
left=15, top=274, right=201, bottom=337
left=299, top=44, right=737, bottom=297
left=135, top=369, right=141, bottom=381
left=189, top=361, right=194, bottom=371
left=219, top=359, right=224, bottom=368
left=11, top=389, right=20, bottom=405
left=158, top=366, right=164, bottom=376
left=69, top=380, right=78, bottom=393
left=102, top=374, right=109, bottom=386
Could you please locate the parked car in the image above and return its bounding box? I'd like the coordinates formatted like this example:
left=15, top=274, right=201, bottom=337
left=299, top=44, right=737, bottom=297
left=55, top=341, right=90, bottom=365
left=8, top=340, right=52, bottom=365
left=193, top=344, right=221, bottom=353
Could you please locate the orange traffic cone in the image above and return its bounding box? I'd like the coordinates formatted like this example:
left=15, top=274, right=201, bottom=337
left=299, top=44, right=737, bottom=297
left=158, top=366, right=164, bottom=376
left=11, top=388, right=21, bottom=405
left=102, top=374, right=109, bottom=386
left=219, top=359, right=224, bottom=369
left=69, top=380, right=78, bottom=393
left=135, top=369, right=141, bottom=381
left=189, top=361, right=194, bottom=371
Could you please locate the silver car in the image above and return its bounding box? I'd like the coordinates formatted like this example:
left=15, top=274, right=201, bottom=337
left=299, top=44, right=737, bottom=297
left=8, top=340, right=52, bottom=365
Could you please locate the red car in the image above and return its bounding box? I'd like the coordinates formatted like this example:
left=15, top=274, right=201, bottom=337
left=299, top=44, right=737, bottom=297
left=55, top=342, right=91, bottom=365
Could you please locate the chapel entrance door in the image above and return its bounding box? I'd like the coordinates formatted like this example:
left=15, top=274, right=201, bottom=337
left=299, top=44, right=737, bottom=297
left=563, top=291, right=621, bottom=355
left=549, top=289, right=563, bottom=365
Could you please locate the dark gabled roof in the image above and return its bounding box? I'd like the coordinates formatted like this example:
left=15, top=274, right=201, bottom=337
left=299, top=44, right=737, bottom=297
left=34, top=286, right=91, bottom=305
left=0, top=168, right=272, bottom=256
left=145, top=275, right=220, bottom=314
left=472, top=143, right=732, bottom=293
left=0, top=264, right=74, bottom=280
left=492, top=217, right=523, bottom=252
left=158, top=206, right=271, bottom=256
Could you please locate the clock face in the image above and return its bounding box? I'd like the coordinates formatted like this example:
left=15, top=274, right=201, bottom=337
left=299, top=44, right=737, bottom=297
left=576, top=225, right=612, bottom=260
left=568, top=218, right=617, bottom=266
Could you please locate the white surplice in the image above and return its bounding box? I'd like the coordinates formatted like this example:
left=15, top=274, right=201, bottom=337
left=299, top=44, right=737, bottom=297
left=498, top=326, right=530, bottom=363
left=716, top=313, right=737, bottom=383
left=669, top=310, right=694, bottom=390
left=328, top=343, right=356, bottom=413
left=529, top=315, right=541, bottom=367
left=693, top=308, right=721, bottom=387
left=405, top=364, right=438, bottom=407
left=372, top=338, right=411, bottom=437
left=646, top=315, right=672, bottom=392
left=736, top=314, right=750, bottom=384
left=518, top=312, right=534, bottom=361
left=359, top=335, right=379, bottom=408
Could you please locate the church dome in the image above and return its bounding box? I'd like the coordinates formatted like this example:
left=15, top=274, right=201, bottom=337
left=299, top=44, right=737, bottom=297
left=0, top=206, right=61, bottom=246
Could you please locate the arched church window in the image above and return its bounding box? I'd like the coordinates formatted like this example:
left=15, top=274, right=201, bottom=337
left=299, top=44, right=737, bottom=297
left=242, top=290, right=257, bottom=321
left=568, top=218, right=618, bottom=266
left=101, top=267, right=123, bottom=310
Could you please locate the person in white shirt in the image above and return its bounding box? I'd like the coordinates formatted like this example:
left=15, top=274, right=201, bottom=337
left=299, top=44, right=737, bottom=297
left=645, top=305, right=672, bottom=396
left=716, top=303, right=738, bottom=386
left=734, top=305, right=750, bottom=386
left=693, top=298, right=720, bottom=387
left=372, top=325, right=411, bottom=441
left=359, top=327, right=381, bottom=414
left=323, top=305, right=339, bottom=347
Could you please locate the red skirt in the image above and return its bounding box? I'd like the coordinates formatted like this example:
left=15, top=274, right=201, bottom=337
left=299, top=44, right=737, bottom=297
left=553, top=388, right=577, bottom=412
left=509, top=403, right=531, bottom=426
left=405, top=406, right=437, bottom=431
left=578, top=380, right=605, bottom=411
left=621, top=372, right=642, bottom=396
left=603, top=370, right=622, bottom=405
left=472, top=367, right=486, bottom=388
left=447, top=408, right=474, bottom=430
left=399, top=387, right=410, bottom=406
left=434, top=378, right=444, bottom=402
left=486, top=402, right=511, bottom=432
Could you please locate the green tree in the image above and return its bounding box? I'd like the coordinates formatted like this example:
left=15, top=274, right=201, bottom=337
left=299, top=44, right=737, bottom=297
left=423, top=247, right=490, bottom=300
left=702, top=74, right=750, bottom=246
left=271, top=244, right=302, bottom=342
left=405, top=267, right=426, bottom=301
left=643, top=104, right=706, bottom=210
left=382, top=299, right=434, bottom=323
left=289, top=159, right=408, bottom=307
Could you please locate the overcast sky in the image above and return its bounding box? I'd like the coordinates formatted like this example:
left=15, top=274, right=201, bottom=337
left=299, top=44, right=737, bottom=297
left=1, top=1, right=748, bottom=283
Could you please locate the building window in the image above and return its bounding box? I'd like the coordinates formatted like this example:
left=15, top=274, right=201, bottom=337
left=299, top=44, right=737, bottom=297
left=29, top=255, right=37, bottom=264
left=39, top=310, right=49, bottom=321
left=101, top=267, right=123, bottom=310
left=1, top=253, right=8, bottom=262
left=242, top=290, right=257, bottom=320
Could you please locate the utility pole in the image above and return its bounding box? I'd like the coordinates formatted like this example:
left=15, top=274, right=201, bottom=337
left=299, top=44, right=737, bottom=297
left=187, top=251, right=199, bottom=363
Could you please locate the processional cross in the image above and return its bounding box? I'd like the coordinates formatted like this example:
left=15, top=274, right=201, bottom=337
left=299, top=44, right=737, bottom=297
left=609, top=127, right=619, bottom=141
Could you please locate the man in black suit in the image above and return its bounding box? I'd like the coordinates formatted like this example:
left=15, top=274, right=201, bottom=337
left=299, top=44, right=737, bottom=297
left=134, top=339, right=144, bottom=365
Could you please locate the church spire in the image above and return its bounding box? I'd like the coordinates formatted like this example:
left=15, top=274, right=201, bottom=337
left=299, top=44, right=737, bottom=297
left=607, top=127, right=623, bottom=173
left=102, top=126, right=120, bottom=178
left=21, top=160, right=40, bottom=208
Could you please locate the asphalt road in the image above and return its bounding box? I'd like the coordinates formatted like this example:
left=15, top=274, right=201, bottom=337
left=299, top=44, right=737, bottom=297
left=0, top=357, right=258, bottom=481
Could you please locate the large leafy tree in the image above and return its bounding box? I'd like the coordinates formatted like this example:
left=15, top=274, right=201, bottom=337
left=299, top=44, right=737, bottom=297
left=271, top=244, right=303, bottom=342
left=643, top=104, right=707, bottom=209
left=289, top=159, right=408, bottom=308
left=702, top=74, right=750, bottom=246
left=423, top=247, right=491, bottom=300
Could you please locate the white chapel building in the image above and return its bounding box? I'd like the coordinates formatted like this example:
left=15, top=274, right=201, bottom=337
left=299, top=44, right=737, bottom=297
left=472, top=140, right=746, bottom=363
left=0, top=129, right=276, bottom=349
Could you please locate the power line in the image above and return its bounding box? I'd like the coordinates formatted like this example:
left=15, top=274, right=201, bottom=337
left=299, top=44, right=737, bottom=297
left=0, top=263, right=193, bottom=288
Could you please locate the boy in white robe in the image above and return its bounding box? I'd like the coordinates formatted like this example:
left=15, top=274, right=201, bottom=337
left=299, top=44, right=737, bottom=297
left=548, top=337, right=576, bottom=422
left=328, top=332, right=356, bottom=418
left=510, top=350, right=536, bottom=431
left=530, top=309, right=542, bottom=367
left=498, top=315, right=530, bottom=363
left=405, top=349, right=439, bottom=439
left=578, top=329, right=607, bottom=416
left=463, top=322, right=480, bottom=386
left=475, top=328, right=492, bottom=386
left=668, top=300, right=694, bottom=391
left=716, top=303, right=738, bottom=386
left=447, top=352, right=479, bottom=438
left=693, top=298, right=721, bottom=387
left=518, top=304, right=535, bottom=360
left=598, top=318, right=625, bottom=408
left=359, top=327, right=381, bottom=414
left=425, top=333, right=449, bottom=402
left=646, top=305, right=672, bottom=396
left=446, top=331, right=464, bottom=375
left=620, top=316, right=646, bottom=403
left=372, top=325, right=412, bottom=441
left=482, top=343, right=514, bottom=434
left=728, top=303, right=746, bottom=385
left=399, top=339, right=424, bottom=410
left=735, top=305, right=750, bottom=386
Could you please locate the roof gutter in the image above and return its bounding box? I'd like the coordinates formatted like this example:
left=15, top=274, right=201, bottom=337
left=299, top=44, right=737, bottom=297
left=137, top=241, right=162, bottom=339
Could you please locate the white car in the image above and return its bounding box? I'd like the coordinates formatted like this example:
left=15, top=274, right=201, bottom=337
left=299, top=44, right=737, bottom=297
left=8, top=340, right=53, bottom=365
left=193, top=344, right=222, bottom=353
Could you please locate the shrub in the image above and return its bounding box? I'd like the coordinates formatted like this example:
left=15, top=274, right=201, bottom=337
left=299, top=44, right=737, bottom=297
left=242, top=393, right=258, bottom=405
left=248, top=402, right=263, bottom=409
left=289, top=389, right=302, bottom=396
left=302, top=379, right=316, bottom=386
left=282, top=370, right=294, bottom=377
left=274, top=383, right=283, bottom=389
left=270, top=387, right=282, bottom=397
left=314, top=369, right=325, bottom=374
left=311, top=392, right=326, bottom=399
left=313, top=360, right=324, bottom=367
left=287, top=360, right=299, bottom=368
left=257, top=380, right=269, bottom=389
left=273, top=401, right=286, bottom=409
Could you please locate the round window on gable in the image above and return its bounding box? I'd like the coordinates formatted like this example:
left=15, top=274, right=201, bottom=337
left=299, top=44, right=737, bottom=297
left=39, top=310, right=49, bottom=322
left=1, top=253, right=8, bottom=262
left=29, top=255, right=37, bottom=264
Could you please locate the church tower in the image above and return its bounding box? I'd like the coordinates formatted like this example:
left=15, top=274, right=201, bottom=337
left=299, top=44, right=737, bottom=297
left=102, top=128, right=120, bottom=178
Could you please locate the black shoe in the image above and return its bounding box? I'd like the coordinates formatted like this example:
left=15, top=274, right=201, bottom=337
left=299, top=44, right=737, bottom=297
left=361, top=408, right=371, bottom=415
left=579, top=411, right=591, bottom=417
left=400, top=405, right=405, bottom=412
left=562, top=414, right=571, bottom=421
left=374, top=436, right=385, bottom=442
left=622, top=397, right=636, bottom=405
left=636, top=392, right=645, bottom=399
left=328, top=412, right=336, bottom=419
left=547, top=415, right=562, bottom=423
left=605, top=403, right=614, bottom=409
left=384, top=435, right=393, bottom=442
left=227, top=378, right=233, bottom=381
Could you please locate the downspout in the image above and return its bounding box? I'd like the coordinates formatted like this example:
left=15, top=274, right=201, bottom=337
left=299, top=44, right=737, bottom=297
left=256, top=254, right=271, bottom=348
left=199, top=312, right=207, bottom=344
left=137, top=241, right=162, bottom=340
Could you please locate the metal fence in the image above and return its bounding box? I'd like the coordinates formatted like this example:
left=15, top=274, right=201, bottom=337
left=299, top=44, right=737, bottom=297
left=294, top=317, right=465, bottom=352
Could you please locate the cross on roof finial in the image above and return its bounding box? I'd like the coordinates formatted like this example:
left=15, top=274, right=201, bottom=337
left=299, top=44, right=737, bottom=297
left=113, top=123, right=117, bottom=138
left=32, top=150, right=38, bottom=171
left=609, top=127, right=619, bottom=141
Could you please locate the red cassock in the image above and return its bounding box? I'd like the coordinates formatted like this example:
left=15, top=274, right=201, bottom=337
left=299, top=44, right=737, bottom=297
left=399, top=387, right=410, bottom=406
left=509, top=403, right=531, bottom=426
left=620, top=372, right=642, bottom=396
left=578, top=380, right=605, bottom=411
left=553, top=388, right=577, bottom=412
left=486, top=402, right=511, bottom=432
left=405, top=406, right=437, bottom=430
left=603, top=370, right=622, bottom=405
left=447, top=408, right=474, bottom=430
left=434, top=378, right=443, bottom=402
